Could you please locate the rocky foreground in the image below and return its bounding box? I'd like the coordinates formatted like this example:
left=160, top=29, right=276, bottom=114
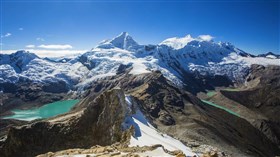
left=37, top=143, right=221, bottom=157
left=1, top=65, right=280, bottom=157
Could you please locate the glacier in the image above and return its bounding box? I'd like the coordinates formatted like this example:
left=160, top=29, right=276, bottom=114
left=0, top=32, right=279, bottom=91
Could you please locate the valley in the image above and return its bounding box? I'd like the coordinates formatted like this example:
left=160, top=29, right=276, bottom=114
left=0, top=33, right=280, bottom=157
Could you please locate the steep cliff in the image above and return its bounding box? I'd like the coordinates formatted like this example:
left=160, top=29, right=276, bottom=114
left=1, top=88, right=128, bottom=157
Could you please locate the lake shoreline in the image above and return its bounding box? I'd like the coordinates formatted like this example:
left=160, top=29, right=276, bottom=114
left=2, top=99, right=79, bottom=121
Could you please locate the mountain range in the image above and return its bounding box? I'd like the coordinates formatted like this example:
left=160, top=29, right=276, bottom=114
left=0, top=32, right=279, bottom=93
left=0, top=32, right=280, bottom=157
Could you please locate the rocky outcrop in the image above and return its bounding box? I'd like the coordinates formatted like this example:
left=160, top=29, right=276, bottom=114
left=36, top=143, right=185, bottom=157
left=42, top=80, right=69, bottom=93
left=128, top=72, right=185, bottom=125
left=74, top=71, right=185, bottom=126
left=0, top=88, right=129, bottom=157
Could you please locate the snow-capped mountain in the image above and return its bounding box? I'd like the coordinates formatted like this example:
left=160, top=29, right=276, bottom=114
left=159, top=34, right=195, bottom=49
left=1, top=32, right=279, bottom=92
left=96, top=32, right=139, bottom=51
left=0, top=51, right=37, bottom=73
left=257, top=52, right=280, bottom=59
left=0, top=51, right=88, bottom=88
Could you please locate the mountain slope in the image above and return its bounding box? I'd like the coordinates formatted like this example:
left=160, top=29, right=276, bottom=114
left=71, top=70, right=280, bottom=156
left=1, top=88, right=128, bottom=156
left=0, top=32, right=279, bottom=96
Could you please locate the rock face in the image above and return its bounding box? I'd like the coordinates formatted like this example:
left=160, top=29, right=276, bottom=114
left=75, top=71, right=184, bottom=126
left=0, top=88, right=128, bottom=157
left=192, top=97, right=280, bottom=157
left=221, top=64, right=280, bottom=146
left=128, top=72, right=185, bottom=125
left=73, top=70, right=280, bottom=157
left=233, top=65, right=280, bottom=121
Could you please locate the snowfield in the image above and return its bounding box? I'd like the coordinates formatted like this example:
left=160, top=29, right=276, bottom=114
left=123, top=96, right=197, bottom=157
left=0, top=32, right=279, bottom=89
left=125, top=110, right=197, bottom=156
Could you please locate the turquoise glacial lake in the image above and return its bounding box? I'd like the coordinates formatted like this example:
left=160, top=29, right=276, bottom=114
left=201, top=100, right=240, bottom=117
left=3, top=99, right=79, bottom=121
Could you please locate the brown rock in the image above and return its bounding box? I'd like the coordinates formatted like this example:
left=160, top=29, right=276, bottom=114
left=176, top=152, right=186, bottom=157
left=202, top=151, right=218, bottom=157
left=0, top=88, right=128, bottom=157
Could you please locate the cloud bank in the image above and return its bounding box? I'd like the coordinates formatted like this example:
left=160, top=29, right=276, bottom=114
left=26, top=45, right=35, bottom=48
left=0, top=49, right=86, bottom=58
left=198, top=35, right=214, bottom=41
left=38, top=44, right=73, bottom=49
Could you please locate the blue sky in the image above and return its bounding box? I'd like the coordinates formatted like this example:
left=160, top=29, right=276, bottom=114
left=0, top=0, right=279, bottom=56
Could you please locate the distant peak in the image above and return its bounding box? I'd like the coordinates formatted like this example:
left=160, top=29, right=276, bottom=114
left=0, top=50, right=38, bottom=73
left=14, top=50, right=38, bottom=58
left=159, top=34, right=194, bottom=49
left=257, top=52, right=280, bottom=59
left=96, top=32, right=139, bottom=50
left=266, top=52, right=275, bottom=55
left=118, top=31, right=129, bottom=37
left=111, top=32, right=131, bottom=42
left=111, top=32, right=139, bottom=49
left=159, top=34, right=216, bottom=49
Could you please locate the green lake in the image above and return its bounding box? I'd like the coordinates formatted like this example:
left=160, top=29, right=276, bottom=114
left=201, top=100, right=240, bottom=117
left=222, top=88, right=240, bottom=91
left=3, top=99, right=79, bottom=121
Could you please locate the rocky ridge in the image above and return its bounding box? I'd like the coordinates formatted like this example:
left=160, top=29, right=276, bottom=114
left=73, top=71, right=280, bottom=156
left=1, top=88, right=129, bottom=157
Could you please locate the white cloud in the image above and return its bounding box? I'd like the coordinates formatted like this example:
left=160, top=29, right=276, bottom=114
left=0, top=49, right=18, bottom=54
left=1, top=33, right=12, bottom=38
left=36, top=37, right=45, bottom=41
left=198, top=35, right=214, bottom=41
left=38, top=44, right=73, bottom=49
left=0, top=49, right=86, bottom=58
left=26, top=45, right=35, bottom=48
left=5, top=33, right=11, bottom=37
left=19, top=28, right=23, bottom=31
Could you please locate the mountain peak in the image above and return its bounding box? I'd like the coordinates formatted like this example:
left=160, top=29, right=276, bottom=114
left=266, top=52, right=276, bottom=55
left=96, top=32, right=139, bottom=50
left=119, top=31, right=129, bottom=37
left=14, top=50, right=38, bottom=57
left=159, top=34, right=194, bottom=49
left=258, top=52, right=280, bottom=59
left=0, top=50, right=38, bottom=73
left=110, top=32, right=138, bottom=49
left=159, top=34, right=216, bottom=50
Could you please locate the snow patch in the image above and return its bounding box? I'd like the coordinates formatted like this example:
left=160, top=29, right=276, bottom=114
left=159, top=34, right=194, bottom=49
left=124, top=96, right=197, bottom=157
left=266, top=55, right=277, bottom=59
